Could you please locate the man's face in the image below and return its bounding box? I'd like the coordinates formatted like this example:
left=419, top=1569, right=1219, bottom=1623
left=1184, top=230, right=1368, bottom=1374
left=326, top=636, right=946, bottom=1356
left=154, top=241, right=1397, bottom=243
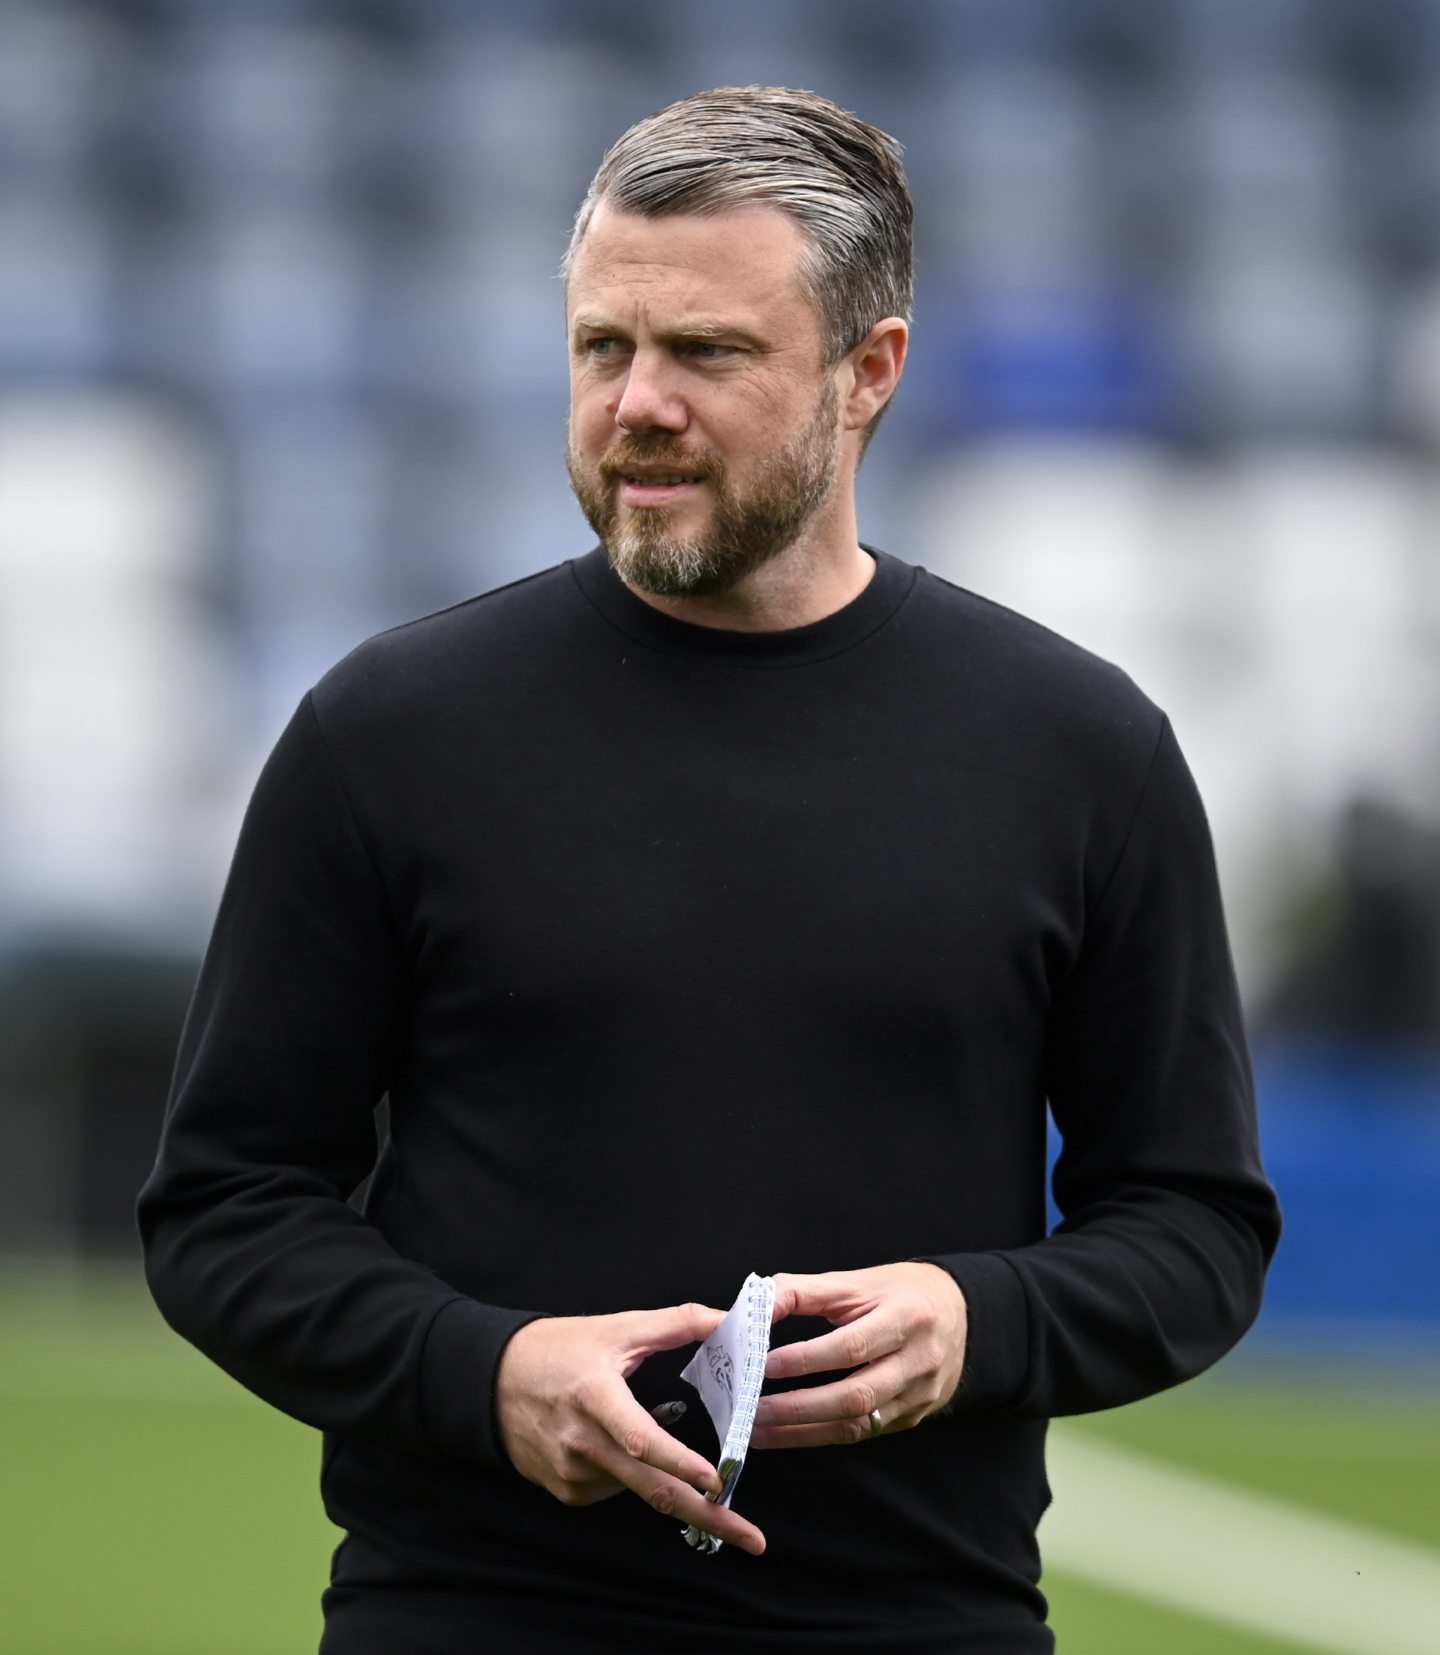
left=565, top=202, right=843, bottom=597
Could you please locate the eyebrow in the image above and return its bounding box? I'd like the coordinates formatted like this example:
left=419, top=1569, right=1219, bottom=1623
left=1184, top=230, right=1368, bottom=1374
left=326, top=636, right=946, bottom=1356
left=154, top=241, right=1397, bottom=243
left=570, top=315, right=769, bottom=349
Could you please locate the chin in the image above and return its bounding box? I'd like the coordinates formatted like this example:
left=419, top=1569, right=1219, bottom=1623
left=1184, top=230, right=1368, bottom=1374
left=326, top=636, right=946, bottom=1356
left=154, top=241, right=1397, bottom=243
left=609, top=542, right=712, bottom=597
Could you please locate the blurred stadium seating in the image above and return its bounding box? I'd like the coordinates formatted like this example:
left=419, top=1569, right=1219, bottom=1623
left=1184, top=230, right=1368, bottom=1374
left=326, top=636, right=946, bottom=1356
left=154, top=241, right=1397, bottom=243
left=2, top=0, right=1438, bottom=1319
left=2, top=5, right=1438, bottom=1650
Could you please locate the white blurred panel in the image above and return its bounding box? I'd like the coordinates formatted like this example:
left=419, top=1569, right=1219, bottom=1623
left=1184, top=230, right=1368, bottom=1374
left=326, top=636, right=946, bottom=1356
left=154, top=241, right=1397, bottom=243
left=913, top=438, right=1274, bottom=990
left=914, top=436, right=1172, bottom=677
left=1232, top=449, right=1433, bottom=818
left=0, top=393, right=232, bottom=940
left=0, top=404, right=209, bottom=587
left=911, top=438, right=1438, bottom=998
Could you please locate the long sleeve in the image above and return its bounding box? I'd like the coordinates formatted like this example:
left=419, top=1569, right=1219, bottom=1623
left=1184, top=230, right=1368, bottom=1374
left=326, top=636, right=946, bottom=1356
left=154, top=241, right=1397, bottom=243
left=135, top=553, right=1283, bottom=1641
left=137, top=694, right=542, bottom=1471
left=933, top=717, right=1281, bottom=1417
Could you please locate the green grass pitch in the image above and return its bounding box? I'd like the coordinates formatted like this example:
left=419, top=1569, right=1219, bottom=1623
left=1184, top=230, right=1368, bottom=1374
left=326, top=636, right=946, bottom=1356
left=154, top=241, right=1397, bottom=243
left=2, top=1269, right=1434, bottom=1655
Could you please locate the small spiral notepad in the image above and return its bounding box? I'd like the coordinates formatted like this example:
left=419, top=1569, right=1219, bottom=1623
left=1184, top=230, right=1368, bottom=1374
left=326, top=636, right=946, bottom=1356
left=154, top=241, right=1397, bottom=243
left=679, top=1272, right=775, bottom=1555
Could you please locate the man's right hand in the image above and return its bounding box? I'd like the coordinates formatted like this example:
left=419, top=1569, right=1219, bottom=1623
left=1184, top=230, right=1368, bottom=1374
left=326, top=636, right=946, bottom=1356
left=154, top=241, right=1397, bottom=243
left=494, top=1302, right=768, bottom=1556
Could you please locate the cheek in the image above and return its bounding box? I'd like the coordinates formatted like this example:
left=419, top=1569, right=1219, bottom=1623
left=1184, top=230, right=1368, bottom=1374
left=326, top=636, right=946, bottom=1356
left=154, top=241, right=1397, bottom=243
left=568, top=392, right=611, bottom=456
left=723, top=377, right=817, bottom=435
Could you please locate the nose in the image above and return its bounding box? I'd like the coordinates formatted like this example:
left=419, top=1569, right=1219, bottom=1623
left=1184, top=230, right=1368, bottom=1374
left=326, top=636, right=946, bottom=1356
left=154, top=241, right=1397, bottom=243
left=612, top=349, right=689, bottom=436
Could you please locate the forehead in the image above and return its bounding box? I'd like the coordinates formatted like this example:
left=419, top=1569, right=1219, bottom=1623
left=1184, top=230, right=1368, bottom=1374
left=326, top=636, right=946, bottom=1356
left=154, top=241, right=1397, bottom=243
left=566, top=201, right=817, bottom=336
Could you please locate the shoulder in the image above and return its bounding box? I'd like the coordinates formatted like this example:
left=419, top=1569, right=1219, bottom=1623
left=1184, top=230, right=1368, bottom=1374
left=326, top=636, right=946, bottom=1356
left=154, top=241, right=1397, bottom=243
left=307, top=558, right=580, bottom=734
left=903, top=565, right=1165, bottom=783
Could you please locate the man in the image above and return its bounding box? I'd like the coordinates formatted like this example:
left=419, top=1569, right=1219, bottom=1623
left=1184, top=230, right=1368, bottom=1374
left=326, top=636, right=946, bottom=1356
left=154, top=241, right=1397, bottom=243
left=140, top=87, right=1280, bottom=1652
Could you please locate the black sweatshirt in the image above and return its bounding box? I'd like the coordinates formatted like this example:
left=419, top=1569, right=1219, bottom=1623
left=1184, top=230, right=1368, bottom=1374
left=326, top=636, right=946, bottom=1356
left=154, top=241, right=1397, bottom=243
left=139, top=547, right=1280, bottom=1653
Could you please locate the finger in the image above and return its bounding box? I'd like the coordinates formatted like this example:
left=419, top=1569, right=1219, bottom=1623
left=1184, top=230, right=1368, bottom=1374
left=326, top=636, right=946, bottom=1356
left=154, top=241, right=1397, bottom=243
left=587, top=1436, right=767, bottom=1555
left=750, top=1418, right=871, bottom=1450
left=753, top=1354, right=907, bottom=1431
left=764, top=1310, right=902, bottom=1381
left=632, top=1468, right=767, bottom=1556
left=770, top=1271, right=869, bottom=1324
left=750, top=1408, right=925, bottom=1451
left=618, top=1300, right=725, bottom=1358
left=588, top=1377, right=723, bottom=1497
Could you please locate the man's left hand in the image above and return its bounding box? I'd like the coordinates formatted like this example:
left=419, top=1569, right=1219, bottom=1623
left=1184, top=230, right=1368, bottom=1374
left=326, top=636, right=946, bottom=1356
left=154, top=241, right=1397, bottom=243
left=749, top=1262, right=967, bottom=1448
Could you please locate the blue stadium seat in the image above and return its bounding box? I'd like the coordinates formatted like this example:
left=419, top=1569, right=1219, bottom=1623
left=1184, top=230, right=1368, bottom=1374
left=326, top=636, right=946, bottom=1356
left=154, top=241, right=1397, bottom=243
left=1179, top=231, right=1386, bottom=438
left=155, top=17, right=364, bottom=206
left=0, top=193, right=116, bottom=378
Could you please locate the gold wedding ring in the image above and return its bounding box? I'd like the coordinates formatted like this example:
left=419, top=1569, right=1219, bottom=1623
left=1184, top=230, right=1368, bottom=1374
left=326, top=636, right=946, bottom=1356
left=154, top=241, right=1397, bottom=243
left=868, top=1408, right=884, bottom=1438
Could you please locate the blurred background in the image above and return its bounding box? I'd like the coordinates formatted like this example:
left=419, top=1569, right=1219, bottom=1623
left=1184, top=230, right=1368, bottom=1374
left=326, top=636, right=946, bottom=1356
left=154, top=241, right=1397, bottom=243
left=1, top=1, right=1437, bottom=1651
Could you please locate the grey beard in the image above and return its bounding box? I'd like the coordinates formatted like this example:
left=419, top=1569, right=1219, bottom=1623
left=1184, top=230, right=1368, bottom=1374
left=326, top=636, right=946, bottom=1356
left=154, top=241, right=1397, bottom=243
left=606, top=529, right=735, bottom=597
left=566, top=383, right=840, bottom=600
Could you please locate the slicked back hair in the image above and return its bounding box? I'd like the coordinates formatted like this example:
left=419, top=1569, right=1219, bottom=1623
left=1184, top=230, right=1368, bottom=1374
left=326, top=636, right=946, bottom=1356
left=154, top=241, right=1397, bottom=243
left=564, top=86, right=913, bottom=387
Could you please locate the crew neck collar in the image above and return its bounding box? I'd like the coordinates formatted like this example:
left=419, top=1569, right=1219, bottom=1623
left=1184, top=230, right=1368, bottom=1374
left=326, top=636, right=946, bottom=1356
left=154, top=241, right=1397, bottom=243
left=568, top=544, right=916, bottom=667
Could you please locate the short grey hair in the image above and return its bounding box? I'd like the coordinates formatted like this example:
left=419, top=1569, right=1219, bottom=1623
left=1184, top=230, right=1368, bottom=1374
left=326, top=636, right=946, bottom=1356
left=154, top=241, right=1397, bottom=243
left=564, top=86, right=913, bottom=371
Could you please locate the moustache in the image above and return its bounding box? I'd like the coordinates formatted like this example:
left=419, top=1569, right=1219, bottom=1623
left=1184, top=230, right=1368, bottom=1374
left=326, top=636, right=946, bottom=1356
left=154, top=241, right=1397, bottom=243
left=597, top=444, right=722, bottom=484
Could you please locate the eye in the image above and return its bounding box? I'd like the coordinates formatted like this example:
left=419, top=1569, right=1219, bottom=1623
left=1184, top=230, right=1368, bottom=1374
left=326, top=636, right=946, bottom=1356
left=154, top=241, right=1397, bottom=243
left=684, top=341, right=732, bottom=360
left=586, top=337, right=620, bottom=358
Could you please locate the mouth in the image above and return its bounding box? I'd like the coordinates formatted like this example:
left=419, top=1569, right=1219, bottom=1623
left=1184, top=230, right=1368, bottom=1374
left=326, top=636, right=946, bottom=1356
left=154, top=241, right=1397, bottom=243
left=615, top=472, right=707, bottom=506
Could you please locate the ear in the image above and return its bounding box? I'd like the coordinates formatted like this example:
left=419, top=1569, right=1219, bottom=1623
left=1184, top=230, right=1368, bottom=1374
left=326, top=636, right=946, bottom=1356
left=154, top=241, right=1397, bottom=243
left=841, top=318, right=908, bottom=433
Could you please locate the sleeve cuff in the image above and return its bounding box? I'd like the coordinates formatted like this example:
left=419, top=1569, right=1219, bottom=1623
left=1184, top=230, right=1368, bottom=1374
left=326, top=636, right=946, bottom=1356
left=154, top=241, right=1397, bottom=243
left=418, top=1296, right=548, bottom=1471
left=920, top=1251, right=1031, bottom=1414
